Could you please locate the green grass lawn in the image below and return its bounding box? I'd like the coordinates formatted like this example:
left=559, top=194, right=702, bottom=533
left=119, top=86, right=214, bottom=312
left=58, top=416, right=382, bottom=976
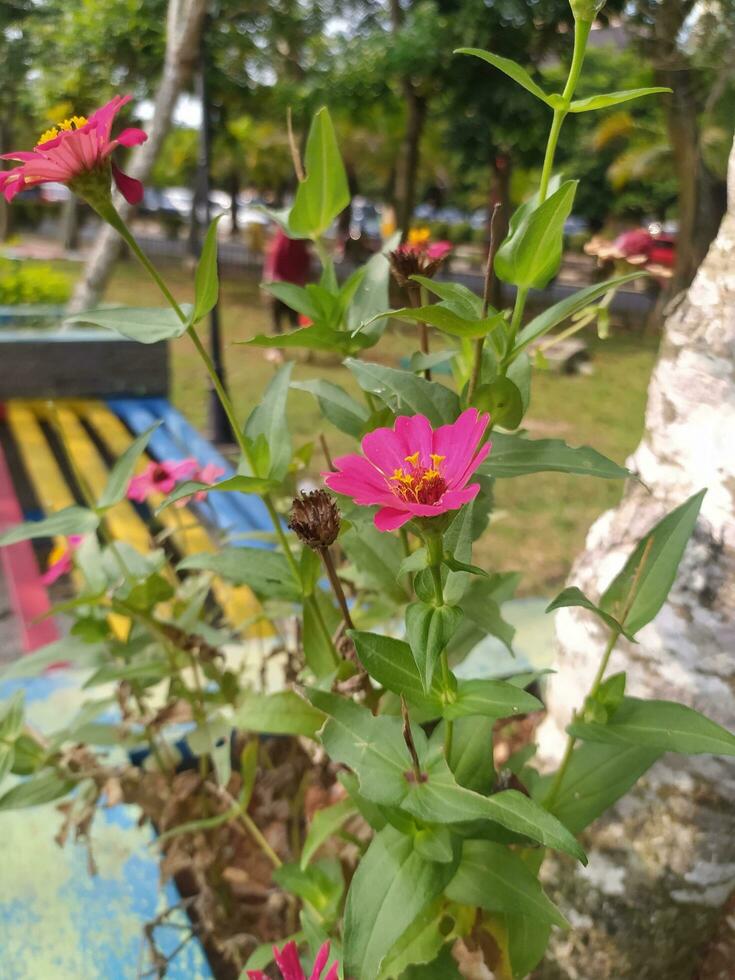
left=49, top=256, right=660, bottom=596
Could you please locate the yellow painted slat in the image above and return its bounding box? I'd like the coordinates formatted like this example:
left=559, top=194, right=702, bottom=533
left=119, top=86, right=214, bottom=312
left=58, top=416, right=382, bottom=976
left=78, top=401, right=266, bottom=635
left=6, top=401, right=128, bottom=639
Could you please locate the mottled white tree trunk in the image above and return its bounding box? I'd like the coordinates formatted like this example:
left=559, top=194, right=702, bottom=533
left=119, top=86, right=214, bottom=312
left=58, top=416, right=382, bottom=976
left=68, top=0, right=207, bottom=313
left=536, top=137, right=735, bottom=979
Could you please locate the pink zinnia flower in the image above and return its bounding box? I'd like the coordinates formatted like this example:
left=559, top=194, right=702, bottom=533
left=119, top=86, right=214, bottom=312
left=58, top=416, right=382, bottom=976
left=426, top=239, right=452, bottom=260
left=127, top=459, right=198, bottom=503
left=0, top=95, right=147, bottom=206
left=324, top=408, right=491, bottom=531
left=40, top=535, right=83, bottom=585
left=247, top=940, right=339, bottom=980
left=174, top=462, right=226, bottom=506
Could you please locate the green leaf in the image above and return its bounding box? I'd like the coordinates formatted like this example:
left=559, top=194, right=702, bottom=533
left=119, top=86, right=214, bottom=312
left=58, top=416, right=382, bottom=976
left=351, top=631, right=442, bottom=713
left=456, top=48, right=551, bottom=105
left=513, top=273, right=643, bottom=354
left=261, top=280, right=320, bottom=320
left=0, top=637, right=105, bottom=680
left=481, top=431, right=630, bottom=480
left=377, top=899, right=452, bottom=980
left=345, top=359, right=460, bottom=426
left=460, top=586, right=516, bottom=656
left=536, top=741, right=660, bottom=834
left=343, top=825, right=458, bottom=980
left=569, top=87, right=671, bottom=113
left=472, top=378, right=524, bottom=430
left=446, top=840, right=568, bottom=928
left=310, top=693, right=585, bottom=862
left=289, top=107, right=350, bottom=238
left=388, top=305, right=505, bottom=340
left=246, top=322, right=354, bottom=354
left=178, top=547, right=300, bottom=602
left=0, top=743, right=15, bottom=784
left=410, top=276, right=483, bottom=319
left=0, top=691, right=24, bottom=741
left=83, top=658, right=171, bottom=688
left=445, top=679, right=542, bottom=721
left=301, top=797, right=357, bottom=869
left=235, top=689, right=325, bottom=738
left=503, top=913, right=553, bottom=979
left=449, top=717, right=495, bottom=793
left=192, top=216, right=222, bottom=322
left=96, top=424, right=159, bottom=510
left=0, top=506, right=98, bottom=546
left=274, top=858, right=344, bottom=918
left=399, top=547, right=429, bottom=577
left=546, top=586, right=632, bottom=640
left=0, top=769, right=74, bottom=809
left=406, top=602, right=463, bottom=690
left=303, top=589, right=341, bottom=679
left=64, top=305, right=190, bottom=343
left=155, top=475, right=275, bottom=512
left=600, top=490, right=706, bottom=634
left=348, top=239, right=399, bottom=335
left=495, top=181, right=577, bottom=289
left=342, top=519, right=409, bottom=604
left=244, top=361, right=294, bottom=481
left=568, top=696, right=735, bottom=757
left=292, top=379, right=370, bottom=439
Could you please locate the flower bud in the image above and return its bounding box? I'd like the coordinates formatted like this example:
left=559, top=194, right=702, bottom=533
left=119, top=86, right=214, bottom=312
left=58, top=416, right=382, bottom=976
left=289, top=490, right=341, bottom=549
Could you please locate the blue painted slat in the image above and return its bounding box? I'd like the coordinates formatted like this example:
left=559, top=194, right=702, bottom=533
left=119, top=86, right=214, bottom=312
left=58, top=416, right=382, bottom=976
left=108, top=398, right=270, bottom=548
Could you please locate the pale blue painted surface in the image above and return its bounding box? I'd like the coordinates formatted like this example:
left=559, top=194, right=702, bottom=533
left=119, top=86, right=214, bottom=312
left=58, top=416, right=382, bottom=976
left=0, top=673, right=212, bottom=980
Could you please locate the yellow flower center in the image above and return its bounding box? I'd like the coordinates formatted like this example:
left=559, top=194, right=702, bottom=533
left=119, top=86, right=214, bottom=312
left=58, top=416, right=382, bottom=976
left=390, top=452, right=447, bottom=505
left=37, top=115, right=88, bottom=147
left=46, top=540, right=68, bottom=568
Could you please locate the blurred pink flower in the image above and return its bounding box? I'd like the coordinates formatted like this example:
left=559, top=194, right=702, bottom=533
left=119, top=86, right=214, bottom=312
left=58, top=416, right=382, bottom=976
left=127, top=459, right=198, bottom=503
left=0, top=95, right=147, bottom=205
left=174, top=462, right=226, bottom=507
left=41, top=535, right=83, bottom=585
left=426, top=240, right=452, bottom=260
left=324, top=408, right=491, bottom=531
left=247, top=940, right=339, bottom=980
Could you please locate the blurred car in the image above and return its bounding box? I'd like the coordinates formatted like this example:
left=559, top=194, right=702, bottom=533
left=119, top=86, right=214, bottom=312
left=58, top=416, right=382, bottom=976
left=39, top=182, right=72, bottom=204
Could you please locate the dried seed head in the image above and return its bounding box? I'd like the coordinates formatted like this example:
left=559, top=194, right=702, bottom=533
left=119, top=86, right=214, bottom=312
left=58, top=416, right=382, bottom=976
left=388, top=241, right=451, bottom=287
left=289, top=490, right=341, bottom=549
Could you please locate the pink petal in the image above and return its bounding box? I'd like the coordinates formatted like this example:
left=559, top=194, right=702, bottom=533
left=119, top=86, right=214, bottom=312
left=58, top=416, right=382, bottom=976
left=112, top=161, right=144, bottom=204
left=40, top=554, right=72, bottom=586
left=361, top=424, right=408, bottom=476
left=440, top=484, right=481, bottom=510
left=374, top=506, right=413, bottom=531
left=246, top=973, right=269, bottom=980
left=1, top=176, right=27, bottom=202
left=433, top=408, right=488, bottom=484
left=323, top=968, right=339, bottom=980
left=127, top=474, right=152, bottom=501
left=273, top=941, right=306, bottom=980
left=324, top=455, right=394, bottom=505
left=0, top=151, right=41, bottom=162
left=115, top=126, right=147, bottom=148
left=393, top=413, right=433, bottom=465
left=452, top=439, right=491, bottom=489
left=309, top=942, right=331, bottom=980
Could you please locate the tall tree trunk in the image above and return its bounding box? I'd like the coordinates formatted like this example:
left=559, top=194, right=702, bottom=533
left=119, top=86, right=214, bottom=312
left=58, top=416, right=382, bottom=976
left=0, top=120, right=13, bottom=242
left=657, top=63, right=726, bottom=295
left=60, top=196, right=80, bottom=252
left=67, top=0, right=207, bottom=313
left=536, top=135, right=735, bottom=979
left=488, top=151, right=511, bottom=307
left=395, top=84, right=427, bottom=238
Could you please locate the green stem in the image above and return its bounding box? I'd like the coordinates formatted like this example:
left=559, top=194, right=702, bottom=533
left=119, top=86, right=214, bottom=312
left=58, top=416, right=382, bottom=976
left=544, top=627, right=619, bottom=810
left=424, top=532, right=454, bottom=757
left=102, top=206, right=340, bottom=668
left=502, top=17, right=591, bottom=370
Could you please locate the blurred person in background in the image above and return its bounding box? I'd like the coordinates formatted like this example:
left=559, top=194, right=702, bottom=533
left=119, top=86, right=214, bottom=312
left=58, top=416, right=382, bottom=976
left=262, top=227, right=311, bottom=333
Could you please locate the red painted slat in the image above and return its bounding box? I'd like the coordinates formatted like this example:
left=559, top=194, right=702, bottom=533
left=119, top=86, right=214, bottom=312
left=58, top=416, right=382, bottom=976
left=0, top=436, right=60, bottom=652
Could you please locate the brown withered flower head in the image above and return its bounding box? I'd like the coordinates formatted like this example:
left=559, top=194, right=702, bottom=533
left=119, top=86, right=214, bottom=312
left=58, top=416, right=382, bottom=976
left=388, top=238, right=452, bottom=287
left=289, top=489, right=341, bottom=550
